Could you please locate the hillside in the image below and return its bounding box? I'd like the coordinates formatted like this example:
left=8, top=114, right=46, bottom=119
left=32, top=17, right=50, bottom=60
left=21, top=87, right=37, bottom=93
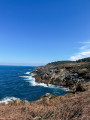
left=47, top=57, right=90, bottom=66
left=47, top=60, right=75, bottom=66
left=77, top=57, right=90, bottom=62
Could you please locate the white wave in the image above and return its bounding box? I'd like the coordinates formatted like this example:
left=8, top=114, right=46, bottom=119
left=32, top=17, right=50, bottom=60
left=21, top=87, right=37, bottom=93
left=23, top=72, right=70, bottom=91
left=47, top=84, right=60, bottom=88
left=23, top=74, right=48, bottom=87
left=0, top=97, right=18, bottom=104
left=30, top=79, right=48, bottom=87
left=25, top=72, right=30, bottom=74
left=30, top=73, right=35, bottom=76
left=29, top=74, right=49, bottom=87
left=62, top=87, right=69, bottom=91
left=19, top=76, right=29, bottom=78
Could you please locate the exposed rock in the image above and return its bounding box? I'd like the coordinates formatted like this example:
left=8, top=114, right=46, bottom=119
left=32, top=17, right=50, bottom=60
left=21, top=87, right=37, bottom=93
left=75, top=84, right=85, bottom=92
left=33, top=62, right=90, bottom=90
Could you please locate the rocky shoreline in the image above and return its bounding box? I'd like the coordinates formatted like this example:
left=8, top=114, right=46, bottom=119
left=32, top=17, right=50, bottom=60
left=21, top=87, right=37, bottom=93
left=32, top=61, right=90, bottom=92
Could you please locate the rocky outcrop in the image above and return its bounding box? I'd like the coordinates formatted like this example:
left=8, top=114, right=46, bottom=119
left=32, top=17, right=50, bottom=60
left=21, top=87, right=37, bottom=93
left=33, top=62, right=90, bottom=91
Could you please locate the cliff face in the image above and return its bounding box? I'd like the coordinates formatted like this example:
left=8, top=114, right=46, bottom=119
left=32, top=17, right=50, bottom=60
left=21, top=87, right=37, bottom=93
left=33, top=61, right=90, bottom=91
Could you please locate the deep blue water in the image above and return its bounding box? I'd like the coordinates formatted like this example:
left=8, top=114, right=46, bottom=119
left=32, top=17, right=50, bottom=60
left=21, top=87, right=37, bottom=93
left=0, top=65, right=69, bottom=103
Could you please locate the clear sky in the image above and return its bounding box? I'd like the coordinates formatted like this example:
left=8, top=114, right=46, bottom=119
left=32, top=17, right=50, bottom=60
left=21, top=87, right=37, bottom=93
left=0, top=0, right=90, bottom=66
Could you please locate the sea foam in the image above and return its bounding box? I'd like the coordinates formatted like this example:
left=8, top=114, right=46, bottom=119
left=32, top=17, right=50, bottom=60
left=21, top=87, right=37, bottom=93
left=25, top=72, right=30, bottom=74
left=21, top=72, right=69, bottom=91
left=0, top=97, right=18, bottom=104
left=23, top=75, right=48, bottom=87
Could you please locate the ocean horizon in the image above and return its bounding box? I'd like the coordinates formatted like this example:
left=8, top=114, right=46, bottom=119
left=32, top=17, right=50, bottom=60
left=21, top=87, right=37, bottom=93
left=0, top=65, right=69, bottom=104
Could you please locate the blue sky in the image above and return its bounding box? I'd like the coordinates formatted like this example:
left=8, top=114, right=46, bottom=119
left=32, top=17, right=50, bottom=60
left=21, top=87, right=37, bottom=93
left=0, top=0, right=90, bottom=66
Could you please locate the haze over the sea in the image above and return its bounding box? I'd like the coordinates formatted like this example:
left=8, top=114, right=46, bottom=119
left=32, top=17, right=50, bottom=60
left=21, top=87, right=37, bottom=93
left=0, top=0, right=90, bottom=66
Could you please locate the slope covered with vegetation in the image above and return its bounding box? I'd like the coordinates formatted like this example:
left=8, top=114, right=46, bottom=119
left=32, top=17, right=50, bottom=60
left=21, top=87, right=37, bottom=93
left=47, top=60, right=75, bottom=66
left=77, top=57, right=90, bottom=62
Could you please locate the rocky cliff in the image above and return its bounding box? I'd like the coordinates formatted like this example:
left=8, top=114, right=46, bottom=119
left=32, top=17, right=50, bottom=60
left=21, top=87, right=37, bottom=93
left=33, top=58, right=90, bottom=92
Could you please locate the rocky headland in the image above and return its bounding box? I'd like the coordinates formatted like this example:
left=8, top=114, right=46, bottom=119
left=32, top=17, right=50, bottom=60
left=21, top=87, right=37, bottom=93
left=33, top=58, right=90, bottom=92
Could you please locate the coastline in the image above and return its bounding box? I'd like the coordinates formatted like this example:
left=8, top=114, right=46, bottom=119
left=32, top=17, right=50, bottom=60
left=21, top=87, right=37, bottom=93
left=0, top=61, right=90, bottom=119
left=30, top=72, right=69, bottom=91
left=32, top=62, right=90, bottom=93
left=0, top=70, right=69, bottom=105
left=1, top=59, right=90, bottom=105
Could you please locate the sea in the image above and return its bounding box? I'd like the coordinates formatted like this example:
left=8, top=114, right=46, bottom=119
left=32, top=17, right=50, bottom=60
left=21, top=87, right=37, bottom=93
left=0, top=65, right=69, bottom=104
